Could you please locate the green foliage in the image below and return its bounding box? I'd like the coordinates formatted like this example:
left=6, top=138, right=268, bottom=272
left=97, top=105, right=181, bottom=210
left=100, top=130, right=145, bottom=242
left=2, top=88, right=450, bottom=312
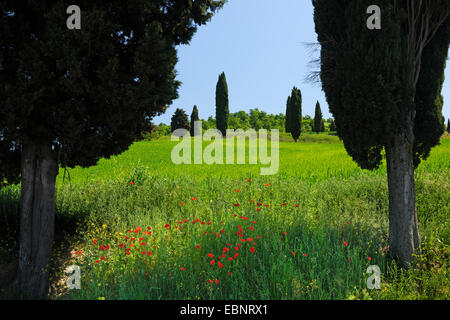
left=313, top=101, right=323, bottom=134
left=190, top=105, right=200, bottom=136
left=313, top=0, right=450, bottom=170
left=215, top=72, right=229, bottom=135
left=2, top=138, right=448, bottom=299
left=0, top=0, right=225, bottom=185
left=170, top=108, right=190, bottom=134
left=287, top=87, right=302, bottom=142
left=330, top=119, right=336, bottom=132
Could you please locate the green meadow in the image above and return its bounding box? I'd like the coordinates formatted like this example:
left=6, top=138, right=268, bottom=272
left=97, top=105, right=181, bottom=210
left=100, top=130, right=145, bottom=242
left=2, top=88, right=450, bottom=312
left=1, top=134, right=449, bottom=299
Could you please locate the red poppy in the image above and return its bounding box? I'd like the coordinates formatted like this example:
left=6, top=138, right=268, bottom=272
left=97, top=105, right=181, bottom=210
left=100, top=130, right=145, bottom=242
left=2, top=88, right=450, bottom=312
left=181, top=267, right=185, bottom=271
left=295, top=204, right=300, bottom=207
left=292, top=251, right=297, bottom=256
left=210, top=260, right=215, bottom=265
left=218, top=262, right=224, bottom=268
left=265, top=183, right=270, bottom=187
left=207, top=280, right=213, bottom=283
left=264, top=204, right=269, bottom=207
left=234, top=203, right=240, bottom=207
left=303, top=253, right=307, bottom=257
left=215, top=279, right=219, bottom=284
left=95, top=260, right=100, bottom=263
left=99, top=245, right=105, bottom=251
left=234, top=253, right=239, bottom=259
left=283, top=232, right=287, bottom=235
left=250, top=247, right=255, bottom=253
left=257, top=202, right=262, bottom=206
left=235, top=190, right=240, bottom=192
left=130, top=181, right=134, bottom=185
left=164, top=224, right=170, bottom=230
left=180, top=202, right=184, bottom=206
left=93, top=239, right=97, bottom=245
left=119, top=243, right=124, bottom=248
left=147, top=252, right=152, bottom=256
left=196, top=245, right=200, bottom=250
left=282, top=203, right=287, bottom=206
left=249, top=227, right=254, bottom=231
left=256, top=208, right=261, bottom=212
left=192, top=197, right=197, bottom=200
left=343, top=241, right=348, bottom=246
left=228, top=257, right=233, bottom=261
left=367, top=257, right=372, bottom=261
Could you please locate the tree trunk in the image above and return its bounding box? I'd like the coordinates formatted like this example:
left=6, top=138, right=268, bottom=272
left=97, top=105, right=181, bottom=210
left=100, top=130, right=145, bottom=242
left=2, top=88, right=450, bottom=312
left=385, top=130, right=421, bottom=268
left=17, top=140, right=58, bottom=299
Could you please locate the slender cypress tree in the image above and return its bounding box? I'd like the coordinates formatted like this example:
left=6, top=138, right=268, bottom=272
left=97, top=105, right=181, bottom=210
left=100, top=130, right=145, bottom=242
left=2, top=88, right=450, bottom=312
left=447, top=119, right=450, bottom=135
left=171, top=108, right=190, bottom=134
left=313, top=0, right=450, bottom=267
left=314, top=101, right=323, bottom=134
left=288, top=87, right=302, bottom=142
left=215, top=72, right=229, bottom=136
left=329, top=119, right=336, bottom=132
left=320, top=119, right=325, bottom=132
left=0, top=0, right=225, bottom=298
left=190, top=105, right=200, bottom=136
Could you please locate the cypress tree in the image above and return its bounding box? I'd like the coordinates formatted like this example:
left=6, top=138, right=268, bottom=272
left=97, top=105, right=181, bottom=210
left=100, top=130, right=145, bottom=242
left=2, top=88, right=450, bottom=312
left=171, top=108, right=190, bottom=134
left=447, top=119, right=450, bottom=135
left=314, top=101, right=323, bottom=134
left=215, top=72, right=229, bottom=136
left=190, top=105, right=200, bottom=136
left=285, top=96, right=291, bottom=133
left=313, top=0, right=450, bottom=267
left=0, top=0, right=225, bottom=298
left=288, top=87, right=302, bottom=142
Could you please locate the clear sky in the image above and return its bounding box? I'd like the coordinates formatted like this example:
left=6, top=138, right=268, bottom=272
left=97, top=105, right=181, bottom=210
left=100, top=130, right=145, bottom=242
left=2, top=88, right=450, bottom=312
left=153, top=0, right=450, bottom=125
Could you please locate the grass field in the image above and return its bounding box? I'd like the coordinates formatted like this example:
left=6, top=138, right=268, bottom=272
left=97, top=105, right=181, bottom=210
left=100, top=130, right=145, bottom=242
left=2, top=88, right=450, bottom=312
left=0, top=133, right=449, bottom=300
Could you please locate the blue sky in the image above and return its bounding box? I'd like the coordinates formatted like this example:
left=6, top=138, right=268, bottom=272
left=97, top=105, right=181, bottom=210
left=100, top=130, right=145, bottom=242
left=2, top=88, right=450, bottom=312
left=153, top=0, right=450, bottom=125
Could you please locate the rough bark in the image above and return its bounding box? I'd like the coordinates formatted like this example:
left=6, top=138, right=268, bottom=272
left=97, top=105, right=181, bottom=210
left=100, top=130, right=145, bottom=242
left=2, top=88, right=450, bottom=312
left=385, top=126, right=421, bottom=268
left=17, top=140, right=58, bottom=299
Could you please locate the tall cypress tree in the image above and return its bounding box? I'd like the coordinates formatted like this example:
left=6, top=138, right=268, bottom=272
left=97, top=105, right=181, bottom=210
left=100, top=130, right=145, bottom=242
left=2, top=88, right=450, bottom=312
left=313, top=0, right=450, bottom=267
left=190, top=105, right=200, bottom=136
left=313, top=101, right=323, bottom=134
left=0, top=0, right=225, bottom=299
left=447, top=119, right=450, bottom=135
left=288, top=87, right=302, bottom=142
left=215, top=72, right=229, bottom=136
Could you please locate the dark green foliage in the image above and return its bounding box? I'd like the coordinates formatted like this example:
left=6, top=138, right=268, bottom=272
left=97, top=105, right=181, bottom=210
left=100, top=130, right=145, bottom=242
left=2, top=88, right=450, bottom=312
left=0, top=0, right=225, bottom=185
left=190, top=105, right=200, bottom=136
left=413, top=19, right=450, bottom=166
left=314, top=101, right=323, bottom=134
left=215, top=72, right=229, bottom=135
left=171, top=108, right=190, bottom=134
left=447, top=119, right=450, bottom=134
left=313, top=0, right=449, bottom=169
left=320, top=119, right=325, bottom=132
left=330, top=119, right=336, bottom=132
left=287, top=87, right=302, bottom=142
left=285, top=96, right=291, bottom=133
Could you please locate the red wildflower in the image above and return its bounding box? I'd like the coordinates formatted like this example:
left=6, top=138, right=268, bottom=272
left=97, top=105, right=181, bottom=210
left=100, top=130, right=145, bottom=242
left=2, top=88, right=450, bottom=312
left=265, top=183, right=270, bottom=187
left=192, top=197, right=197, bottom=201
left=181, top=267, right=185, bottom=271
left=257, top=202, right=262, bottom=206
left=295, top=204, right=300, bottom=207
left=256, top=208, right=261, bottom=212
left=367, top=257, right=372, bottom=261
left=196, top=245, right=200, bottom=250
left=235, top=190, right=240, bottom=192
left=130, top=181, right=134, bottom=185
left=215, top=279, right=219, bottom=284
left=210, top=260, right=215, bottom=265
left=119, top=243, right=124, bottom=248
left=250, top=247, right=255, bottom=253
left=147, top=252, right=152, bottom=256
left=218, top=262, right=224, bottom=268
left=164, top=224, right=170, bottom=230
left=282, top=203, right=287, bottom=206
left=303, top=253, right=307, bottom=257
left=180, top=203, right=184, bottom=206
left=292, top=251, right=297, bottom=256
left=95, top=260, right=100, bottom=263
left=249, top=227, right=254, bottom=231
left=93, top=239, right=97, bottom=245
left=234, top=203, right=240, bottom=207
left=343, top=241, right=348, bottom=246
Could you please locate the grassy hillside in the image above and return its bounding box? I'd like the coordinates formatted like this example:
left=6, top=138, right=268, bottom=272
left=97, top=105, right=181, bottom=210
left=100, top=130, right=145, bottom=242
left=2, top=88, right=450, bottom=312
left=0, top=135, right=449, bottom=299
